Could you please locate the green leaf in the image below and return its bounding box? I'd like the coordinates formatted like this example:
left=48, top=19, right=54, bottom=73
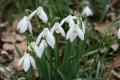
left=96, top=61, right=101, bottom=78
left=0, top=64, right=17, bottom=80
left=13, top=43, right=22, bottom=57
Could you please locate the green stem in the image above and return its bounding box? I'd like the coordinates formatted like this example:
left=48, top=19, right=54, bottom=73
left=50, top=51, right=52, bottom=80
left=99, top=16, right=120, bottom=49
left=54, top=34, right=60, bottom=67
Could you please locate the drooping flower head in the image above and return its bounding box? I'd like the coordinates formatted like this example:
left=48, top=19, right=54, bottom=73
left=60, top=15, right=77, bottom=28
left=82, top=6, right=93, bottom=16
left=18, top=53, right=36, bottom=72
left=36, top=7, right=48, bottom=23
left=30, top=42, right=43, bottom=58
left=66, top=23, right=84, bottom=42
left=31, top=28, right=55, bottom=58
left=17, top=9, right=37, bottom=33
left=36, top=28, right=55, bottom=48
left=51, top=22, right=65, bottom=37
left=17, top=16, right=32, bottom=33
left=17, top=6, right=48, bottom=33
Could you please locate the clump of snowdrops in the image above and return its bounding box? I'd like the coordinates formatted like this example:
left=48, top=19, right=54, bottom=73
left=16, top=6, right=113, bottom=80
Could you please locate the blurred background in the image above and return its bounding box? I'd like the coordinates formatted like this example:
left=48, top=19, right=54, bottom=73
left=1, top=0, right=120, bottom=80
left=0, top=0, right=120, bottom=22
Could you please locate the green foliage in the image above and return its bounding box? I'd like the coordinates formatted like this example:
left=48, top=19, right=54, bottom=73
left=91, top=0, right=110, bottom=21
left=0, top=0, right=70, bottom=21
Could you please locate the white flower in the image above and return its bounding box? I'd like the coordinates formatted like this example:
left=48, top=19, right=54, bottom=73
left=36, top=28, right=55, bottom=49
left=60, top=15, right=77, bottom=28
left=66, top=24, right=84, bottom=42
left=17, top=16, right=32, bottom=33
left=82, top=6, right=93, bottom=16
left=36, top=7, right=48, bottom=23
left=118, top=28, right=120, bottom=39
left=51, top=22, right=65, bottom=37
left=18, top=53, right=36, bottom=72
left=31, top=28, right=55, bottom=58
left=31, top=40, right=47, bottom=58
left=30, top=42, right=43, bottom=58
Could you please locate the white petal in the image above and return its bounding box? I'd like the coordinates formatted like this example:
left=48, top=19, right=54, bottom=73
left=68, top=20, right=76, bottom=28
left=118, top=28, right=120, bottom=39
left=36, top=7, right=48, bottom=23
left=77, top=27, right=84, bottom=41
left=28, top=54, right=36, bottom=69
left=38, top=40, right=46, bottom=56
left=31, top=42, right=42, bottom=58
left=53, top=22, right=61, bottom=33
left=18, top=54, right=25, bottom=66
left=28, top=10, right=37, bottom=20
left=36, top=31, right=43, bottom=45
left=60, top=15, right=77, bottom=26
left=70, top=33, right=77, bottom=42
left=69, top=26, right=78, bottom=42
left=66, top=27, right=74, bottom=40
left=17, top=16, right=28, bottom=33
left=51, top=22, right=65, bottom=37
left=59, top=25, right=65, bottom=37
left=23, top=54, right=30, bottom=72
left=45, top=28, right=55, bottom=48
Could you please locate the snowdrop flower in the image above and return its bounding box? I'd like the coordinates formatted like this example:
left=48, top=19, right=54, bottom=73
left=118, top=28, right=120, bottom=39
left=82, top=6, right=93, bottom=16
left=30, top=42, right=43, bottom=58
left=17, top=16, right=32, bottom=33
left=36, top=28, right=55, bottom=49
left=66, top=23, right=84, bottom=42
left=60, top=15, right=77, bottom=28
left=17, top=9, right=38, bottom=33
left=31, top=28, right=55, bottom=58
left=36, top=7, right=48, bottom=23
left=51, top=22, right=65, bottom=37
left=18, top=53, right=36, bottom=72
left=31, top=40, right=48, bottom=58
